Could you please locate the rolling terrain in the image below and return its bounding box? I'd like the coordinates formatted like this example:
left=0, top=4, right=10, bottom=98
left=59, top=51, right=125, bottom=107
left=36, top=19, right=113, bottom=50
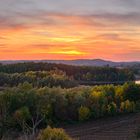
left=0, top=59, right=140, bottom=67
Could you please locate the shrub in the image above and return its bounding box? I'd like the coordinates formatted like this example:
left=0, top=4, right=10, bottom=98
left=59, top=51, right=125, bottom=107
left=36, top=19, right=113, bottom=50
left=123, top=83, right=140, bottom=101
left=78, top=106, right=91, bottom=121
left=120, top=100, right=135, bottom=113
left=107, top=102, right=117, bottom=116
left=37, top=126, right=72, bottom=140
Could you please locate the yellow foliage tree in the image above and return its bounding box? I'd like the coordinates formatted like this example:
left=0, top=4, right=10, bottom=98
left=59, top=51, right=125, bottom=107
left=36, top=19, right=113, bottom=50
left=37, top=126, right=72, bottom=140
left=78, top=106, right=91, bottom=121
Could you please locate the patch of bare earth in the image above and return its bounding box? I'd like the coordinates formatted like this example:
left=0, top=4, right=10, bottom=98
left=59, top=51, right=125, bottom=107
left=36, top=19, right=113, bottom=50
left=63, top=114, right=140, bottom=140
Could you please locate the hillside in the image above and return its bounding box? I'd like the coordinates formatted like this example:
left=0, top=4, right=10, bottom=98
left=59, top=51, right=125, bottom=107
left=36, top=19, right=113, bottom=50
left=0, top=59, right=140, bottom=67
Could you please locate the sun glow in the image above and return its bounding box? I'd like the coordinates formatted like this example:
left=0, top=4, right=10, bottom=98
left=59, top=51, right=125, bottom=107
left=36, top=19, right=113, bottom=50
left=49, top=50, right=86, bottom=55
left=50, top=37, right=82, bottom=43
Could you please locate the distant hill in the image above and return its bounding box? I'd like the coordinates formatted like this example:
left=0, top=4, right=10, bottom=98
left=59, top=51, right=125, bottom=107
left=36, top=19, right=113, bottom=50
left=0, top=59, right=140, bottom=67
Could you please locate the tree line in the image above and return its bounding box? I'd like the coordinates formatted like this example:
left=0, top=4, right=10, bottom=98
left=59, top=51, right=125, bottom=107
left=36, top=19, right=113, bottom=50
left=0, top=69, right=77, bottom=88
left=0, top=62, right=135, bottom=83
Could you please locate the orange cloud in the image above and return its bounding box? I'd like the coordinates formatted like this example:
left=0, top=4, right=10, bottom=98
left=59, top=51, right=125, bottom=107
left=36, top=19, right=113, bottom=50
left=0, top=12, right=140, bottom=61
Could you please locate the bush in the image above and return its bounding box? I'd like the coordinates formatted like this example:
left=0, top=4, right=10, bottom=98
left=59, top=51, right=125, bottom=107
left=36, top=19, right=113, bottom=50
left=107, top=102, right=117, bottom=116
left=78, top=106, right=91, bottom=121
left=37, top=126, right=72, bottom=140
left=123, top=83, right=140, bottom=101
left=120, top=100, right=135, bottom=113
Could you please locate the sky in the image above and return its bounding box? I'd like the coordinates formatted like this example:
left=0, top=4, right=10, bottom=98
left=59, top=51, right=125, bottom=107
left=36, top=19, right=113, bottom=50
left=0, top=0, right=140, bottom=61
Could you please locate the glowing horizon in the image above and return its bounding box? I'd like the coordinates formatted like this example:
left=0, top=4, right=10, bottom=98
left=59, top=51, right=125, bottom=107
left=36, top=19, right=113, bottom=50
left=0, top=0, right=140, bottom=61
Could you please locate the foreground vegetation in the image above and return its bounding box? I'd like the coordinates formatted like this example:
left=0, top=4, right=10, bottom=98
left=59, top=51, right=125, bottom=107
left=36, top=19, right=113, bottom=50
left=38, top=126, right=72, bottom=140
left=0, top=82, right=140, bottom=139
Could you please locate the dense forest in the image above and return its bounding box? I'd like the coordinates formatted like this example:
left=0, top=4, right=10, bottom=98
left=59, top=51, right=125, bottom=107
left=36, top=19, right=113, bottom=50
left=0, top=82, right=140, bottom=139
left=0, top=62, right=139, bottom=140
left=0, top=62, right=134, bottom=85
left=0, top=70, right=78, bottom=88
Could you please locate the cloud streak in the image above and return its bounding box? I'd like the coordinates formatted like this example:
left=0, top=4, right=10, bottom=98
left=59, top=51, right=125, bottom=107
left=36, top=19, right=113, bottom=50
left=1, top=12, right=140, bottom=30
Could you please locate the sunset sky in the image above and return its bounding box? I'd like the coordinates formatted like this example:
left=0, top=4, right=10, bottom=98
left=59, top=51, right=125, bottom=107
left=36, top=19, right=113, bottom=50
left=0, top=0, right=140, bottom=61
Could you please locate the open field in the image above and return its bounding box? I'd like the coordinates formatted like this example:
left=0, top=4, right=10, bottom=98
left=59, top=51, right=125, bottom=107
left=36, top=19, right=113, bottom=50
left=64, top=114, right=140, bottom=140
